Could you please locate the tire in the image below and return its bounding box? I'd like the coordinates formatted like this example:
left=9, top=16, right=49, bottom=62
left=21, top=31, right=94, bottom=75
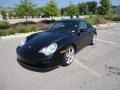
left=90, top=34, right=97, bottom=45
left=62, top=45, right=75, bottom=66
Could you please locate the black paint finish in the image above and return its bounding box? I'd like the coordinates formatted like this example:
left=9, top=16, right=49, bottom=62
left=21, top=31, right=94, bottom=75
left=16, top=19, right=96, bottom=68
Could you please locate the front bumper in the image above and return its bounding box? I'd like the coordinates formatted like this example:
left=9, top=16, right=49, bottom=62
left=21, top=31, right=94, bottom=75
left=16, top=49, right=63, bottom=68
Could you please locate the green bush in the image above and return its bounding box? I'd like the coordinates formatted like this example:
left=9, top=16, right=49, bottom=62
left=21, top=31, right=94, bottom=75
left=0, top=29, right=16, bottom=36
left=0, top=21, right=10, bottom=29
left=0, top=31, right=8, bottom=36
left=27, top=25, right=37, bottom=32
left=17, top=24, right=38, bottom=33
left=0, top=24, right=39, bottom=36
left=7, top=29, right=16, bottom=35
left=85, top=15, right=100, bottom=25
left=104, top=15, right=120, bottom=21
left=18, top=27, right=28, bottom=33
left=112, top=16, right=120, bottom=21
left=104, top=15, right=112, bottom=20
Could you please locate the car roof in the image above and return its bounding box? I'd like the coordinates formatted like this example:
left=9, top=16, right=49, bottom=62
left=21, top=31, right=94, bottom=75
left=57, top=19, right=85, bottom=23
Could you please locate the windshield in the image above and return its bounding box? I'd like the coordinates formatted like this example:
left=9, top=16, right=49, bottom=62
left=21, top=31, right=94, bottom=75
left=47, top=21, right=78, bottom=32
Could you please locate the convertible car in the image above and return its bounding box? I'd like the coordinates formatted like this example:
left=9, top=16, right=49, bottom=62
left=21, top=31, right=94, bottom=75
left=16, top=19, right=97, bottom=68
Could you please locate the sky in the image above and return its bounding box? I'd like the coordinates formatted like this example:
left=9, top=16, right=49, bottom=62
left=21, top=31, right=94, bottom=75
left=0, top=0, right=120, bottom=8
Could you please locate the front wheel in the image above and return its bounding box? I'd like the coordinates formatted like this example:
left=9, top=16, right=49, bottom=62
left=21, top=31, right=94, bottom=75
left=62, top=45, right=75, bottom=66
left=90, top=34, right=97, bottom=45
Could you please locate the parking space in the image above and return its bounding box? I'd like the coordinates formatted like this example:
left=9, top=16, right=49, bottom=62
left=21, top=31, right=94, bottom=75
left=0, top=23, right=120, bottom=90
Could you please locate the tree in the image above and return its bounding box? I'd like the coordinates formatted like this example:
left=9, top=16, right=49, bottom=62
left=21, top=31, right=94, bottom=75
left=78, top=1, right=97, bottom=15
left=100, top=0, right=111, bottom=15
left=15, top=0, right=36, bottom=22
left=96, top=6, right=103, bottom=15
left=86, top=1, right=97, bottom=14
left=78, top=3, right=87, bottom=15
left=1, top=9, right=7, bottom=20
left=35, top=8, right=44, bottom=18
left=62, top=4, right=79, bottom=16
left=61, top=8, right=65, bottom=16
left=43, top=0, right=60, bottom=17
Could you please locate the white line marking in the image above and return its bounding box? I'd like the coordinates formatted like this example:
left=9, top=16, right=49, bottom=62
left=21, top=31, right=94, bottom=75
left=75, top=60, right=101, bottom=77
left=100, top=31, right=120, bottom=35
left=96, top=39, right=117, bottom=45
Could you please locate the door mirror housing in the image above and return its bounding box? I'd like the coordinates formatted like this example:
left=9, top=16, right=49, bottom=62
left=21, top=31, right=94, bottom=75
left=80, top=29, right=87, bottom=32
left=78, top=27, right=87, bottom=32
left=76, top=28, right=81, bottom=36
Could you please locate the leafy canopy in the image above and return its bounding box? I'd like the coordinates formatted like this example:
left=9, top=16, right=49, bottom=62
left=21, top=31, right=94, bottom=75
left=62, top=4, right=79, bottom=16
left=43, top=0, right=60, bottom=16
left=1, top=9, right=7, bottom=20
left=100, top=0, right=111, bottom=15
left=15, top=0, right=36, bottom=17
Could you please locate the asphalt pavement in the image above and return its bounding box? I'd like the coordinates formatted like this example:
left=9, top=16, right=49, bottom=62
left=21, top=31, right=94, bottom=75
left=0, top=23, right=120, bottom=90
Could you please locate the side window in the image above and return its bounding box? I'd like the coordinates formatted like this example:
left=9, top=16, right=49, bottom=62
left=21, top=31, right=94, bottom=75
left=79, top=21, right=88, bottom=29
left=87, top=23, right=92, bottom=28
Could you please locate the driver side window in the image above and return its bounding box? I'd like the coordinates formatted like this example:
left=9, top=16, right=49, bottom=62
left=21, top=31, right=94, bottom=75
left=79, top=21, right=88, bottom=30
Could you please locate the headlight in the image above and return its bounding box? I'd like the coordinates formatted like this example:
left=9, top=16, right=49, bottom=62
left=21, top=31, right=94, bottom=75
left=19, top=38, right=27, bottom=47
left=38, top=43, right=57, bottom=56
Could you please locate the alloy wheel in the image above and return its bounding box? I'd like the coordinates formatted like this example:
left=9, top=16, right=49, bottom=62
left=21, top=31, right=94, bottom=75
left=65, top=46, right=75, bottom=65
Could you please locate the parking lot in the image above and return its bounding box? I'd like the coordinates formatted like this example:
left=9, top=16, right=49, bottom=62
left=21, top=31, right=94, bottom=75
left=0, top=23, right=120, bottom=90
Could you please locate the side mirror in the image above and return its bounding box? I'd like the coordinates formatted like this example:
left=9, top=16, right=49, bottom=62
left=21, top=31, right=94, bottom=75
left=77, top=28, right=86, bottom=32
left=80, top=29, right=87, bottom=32
left=77, top=28, right=81, bottom=36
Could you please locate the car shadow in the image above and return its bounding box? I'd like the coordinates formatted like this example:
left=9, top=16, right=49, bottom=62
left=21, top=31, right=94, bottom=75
left=17, top=59, right=59, bottom=73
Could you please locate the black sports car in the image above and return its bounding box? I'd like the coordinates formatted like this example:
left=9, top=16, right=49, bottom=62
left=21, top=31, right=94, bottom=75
left=16, top=19, right=97, bottom=68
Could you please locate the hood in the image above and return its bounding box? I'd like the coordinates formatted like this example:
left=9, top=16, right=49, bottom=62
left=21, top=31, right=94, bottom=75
left=23, top=31, right=67, bottom=50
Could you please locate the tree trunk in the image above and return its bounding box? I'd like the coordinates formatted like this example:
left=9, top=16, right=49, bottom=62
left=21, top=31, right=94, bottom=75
left=25, top=15, right=28, bottom=25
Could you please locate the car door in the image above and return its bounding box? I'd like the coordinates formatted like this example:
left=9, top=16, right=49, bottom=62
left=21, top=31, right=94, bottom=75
left=87, top=23, right=96, bottom=43
left=75, top=21, right=91, bottom=50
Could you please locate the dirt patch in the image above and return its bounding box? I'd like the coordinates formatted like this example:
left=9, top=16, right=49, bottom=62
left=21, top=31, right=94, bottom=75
left=105, top=64, right=120, bottom=76
left=10, top=20, right=56, bottom=31
left=98, top=18, right=111, bottom=24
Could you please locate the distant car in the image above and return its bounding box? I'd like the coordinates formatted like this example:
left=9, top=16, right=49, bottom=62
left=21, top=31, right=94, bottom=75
left=16, top=19, right=97, bottom=68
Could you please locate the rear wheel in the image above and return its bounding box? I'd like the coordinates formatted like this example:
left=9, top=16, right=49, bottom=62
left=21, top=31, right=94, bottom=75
left=62, top=45, right=75, bottom=66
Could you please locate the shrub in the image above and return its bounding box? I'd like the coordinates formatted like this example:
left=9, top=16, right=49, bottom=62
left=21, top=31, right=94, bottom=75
left=85, top=15, right=100, bottom=25
left=17, top=24, right=38, bottom=33
left=28, top=25, right=38, bottom=32
left=104, top=15, right=112, bottom=20
left=18, top=27, right=28, bottom=33
left=1, top=9, right=7, bottom=20
left=0, top=31, right=8, bottom=36
left=112, top=16, right=120, bottom=21
left=0, top=21, right=10, bottom=29
left=0, top=24, right=39, bottom=36
left=0, top=28, right=16, bottom=36
left=7, top=29, right=16, bottom=35
left=104, top=14, right=120, bottom=21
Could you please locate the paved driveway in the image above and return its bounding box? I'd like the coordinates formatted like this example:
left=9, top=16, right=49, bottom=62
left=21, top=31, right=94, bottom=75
left=0, top=23, right=120, bottom=90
